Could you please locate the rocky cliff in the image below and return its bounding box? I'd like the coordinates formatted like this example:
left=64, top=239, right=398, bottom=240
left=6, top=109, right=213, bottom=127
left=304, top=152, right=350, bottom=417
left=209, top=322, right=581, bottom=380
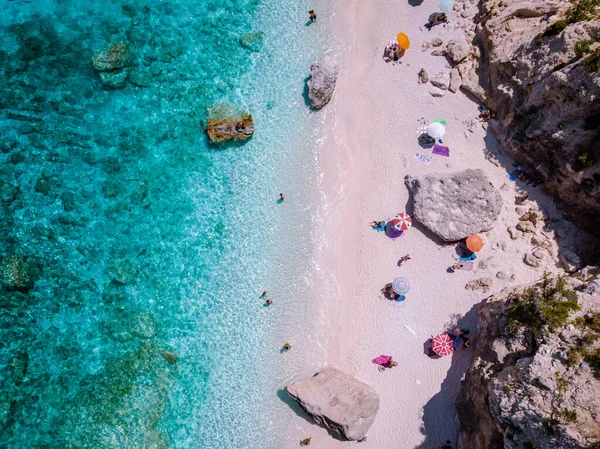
left=463, top=0, right=600, bottom=234
left=455, top=273, right=600, bottom=449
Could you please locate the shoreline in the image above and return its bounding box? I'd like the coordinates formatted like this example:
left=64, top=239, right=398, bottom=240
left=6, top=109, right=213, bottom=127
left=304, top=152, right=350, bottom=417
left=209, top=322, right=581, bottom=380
left=282, top=0, right=585, bottom=447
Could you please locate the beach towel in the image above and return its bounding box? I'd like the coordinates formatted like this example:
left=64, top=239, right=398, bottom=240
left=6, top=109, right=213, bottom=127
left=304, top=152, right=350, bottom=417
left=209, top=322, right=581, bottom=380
left=460, top=261, right=474, bottom=271
left=459, top=252, right=477, bottom=262
left=434, top=118, right=447, bottom=125
left=416, top=125, right=428, bottom=135
left=379, top=294, right=406, bottom=307
left=414, top=153, right=432, bottom=164
left=432, top=144, right=450, bottom=157
left=372, top=355, right=392, bottom=366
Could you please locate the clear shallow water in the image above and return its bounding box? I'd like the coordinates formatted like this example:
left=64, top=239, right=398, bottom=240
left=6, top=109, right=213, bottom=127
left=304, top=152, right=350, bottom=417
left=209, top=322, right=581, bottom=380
left=0, top=1, right=333, bottom=447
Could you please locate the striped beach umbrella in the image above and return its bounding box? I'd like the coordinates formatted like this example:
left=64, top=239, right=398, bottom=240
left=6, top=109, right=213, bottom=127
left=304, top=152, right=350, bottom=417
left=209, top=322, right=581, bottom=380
left=392, top=277, right=410, bottom=295
left=432, top=333, right=454, bottom=357
left=393, top=213, right=412, bottom=232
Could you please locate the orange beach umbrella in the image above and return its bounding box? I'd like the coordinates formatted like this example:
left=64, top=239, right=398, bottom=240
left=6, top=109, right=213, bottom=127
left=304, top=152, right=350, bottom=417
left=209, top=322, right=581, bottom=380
left=396, top=33, right=410, bottom=50
left=466, top=234, right=484, bottom=252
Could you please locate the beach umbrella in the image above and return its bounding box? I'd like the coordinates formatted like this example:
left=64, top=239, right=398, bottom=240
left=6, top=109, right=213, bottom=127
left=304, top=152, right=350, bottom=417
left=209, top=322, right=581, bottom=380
left=439, top=0, right=454, bottom=12
left=466, top=234, right=484, bottom=252
left=432, top=333, right=454, bottom=357
left=396, top=32, right=411, bottom=50
left=392, top=277, right=410, bottom=295
left=386, top=221, right=404, bottom=238
left=393, top=213, right=412, bottom=231
left=426, top=122, right=446, bottom=139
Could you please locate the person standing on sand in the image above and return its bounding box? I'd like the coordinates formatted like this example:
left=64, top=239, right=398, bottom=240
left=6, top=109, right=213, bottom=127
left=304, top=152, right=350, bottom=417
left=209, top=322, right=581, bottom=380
left=309, top=10, right=316, bottom=22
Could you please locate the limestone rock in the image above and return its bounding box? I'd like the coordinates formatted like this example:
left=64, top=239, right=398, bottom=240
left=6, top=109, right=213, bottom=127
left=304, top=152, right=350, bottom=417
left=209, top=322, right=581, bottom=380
left=471, top=0, right=600, bottom=235
left=507, top=226, right=522, bottom=240
left=431, top=48, right=447, bottom=57
left=204, top=103, right=255, bottom=144
left=449, top=68, right=462, bottom=93
left=287, top=367, right=380, bottom=441
left=456, top=279, right=600, bottom=449
left=496, top=271, right=514, bottom=281
left=405, top=169, right=503, bottom=241
left=429, top=87, right=446, bottom=97
left=430, top=72, right=450, bottom=90
left=239, top=31, right=265, bottom=52
left=422, top=41, right=431, bottom=52
left=418, top=68, right=429, bottom=84
left=446, top=38, right=470, bottom=63
left=431, top=37, right=444, bottom=47
left=531, top=234, right=546, bottom=246
left=524, top=252, right=541, bottom=267
left=109, top=258, right=138, bottom=285
left=307, top=56, right=339, bottom=110
left=560, top=249, right=582, bottom=273
left=92, top=42, right=133, bottom=87
left=465, top=277, right=494, bottom=293
left=516, top=220, right=535, bottom=233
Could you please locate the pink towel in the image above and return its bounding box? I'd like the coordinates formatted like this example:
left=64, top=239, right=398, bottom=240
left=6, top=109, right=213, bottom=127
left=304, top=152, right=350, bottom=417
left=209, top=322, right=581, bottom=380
left=372, top=355, right=392, bottom=366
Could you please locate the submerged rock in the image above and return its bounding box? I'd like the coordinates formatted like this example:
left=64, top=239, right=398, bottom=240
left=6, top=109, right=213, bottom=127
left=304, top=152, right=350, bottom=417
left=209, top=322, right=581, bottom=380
left=204, top=103, right=254, bottom=144
left=287, top=367, right=379, bottom=441
left=92, top=42, right=133, bottom=87
left=239, top=31, right=265, bottom=52
left=1, top=255, right=35, bottom=292
left=307, top=56, right=339, bottom=109
left=405, top=169, right=503, bottom=241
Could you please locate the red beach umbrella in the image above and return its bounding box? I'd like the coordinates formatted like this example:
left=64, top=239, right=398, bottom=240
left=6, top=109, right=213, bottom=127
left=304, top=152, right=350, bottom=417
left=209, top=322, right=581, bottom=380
left=393, top=213, right=412, bottom=232
left=431, top=333, right=454, bottom=357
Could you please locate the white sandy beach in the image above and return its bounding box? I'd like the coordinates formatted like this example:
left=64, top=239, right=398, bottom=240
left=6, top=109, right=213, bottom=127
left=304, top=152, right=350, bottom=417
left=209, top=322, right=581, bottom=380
left=282, top=0, right=589, bottom=448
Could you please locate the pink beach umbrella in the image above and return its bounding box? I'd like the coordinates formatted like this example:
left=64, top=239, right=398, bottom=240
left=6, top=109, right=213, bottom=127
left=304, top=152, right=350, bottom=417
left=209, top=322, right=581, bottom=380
left=431, top=333, right=454, bottom=357
left=393, top=213, right=412, bottom=232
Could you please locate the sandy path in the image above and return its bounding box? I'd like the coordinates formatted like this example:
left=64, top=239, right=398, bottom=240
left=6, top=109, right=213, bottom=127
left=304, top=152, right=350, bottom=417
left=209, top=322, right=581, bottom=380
left=282, top=0, right=574, bottom=448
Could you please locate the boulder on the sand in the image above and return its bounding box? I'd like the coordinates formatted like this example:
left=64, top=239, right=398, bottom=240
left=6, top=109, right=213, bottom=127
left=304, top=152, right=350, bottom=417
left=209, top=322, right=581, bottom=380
left=307, top=56, right=339, bottom=109
left=449, top=68, right=462, bottom=93
left=405, top=169, right=502, bottom=241
left=429, top=87, right=446, bottom=97
left=204, top=103, right=254, bottom=144
left=446, top=38, right=470, bottom=63
left=430, top=72, right=450, bottom=90
left=287, top=367, right=380, bottom=441
left=92, top=42, right=133, bottom=87
left=418, top=68, right=429, bottom=84
left=239, top=31, right=264, bottom=52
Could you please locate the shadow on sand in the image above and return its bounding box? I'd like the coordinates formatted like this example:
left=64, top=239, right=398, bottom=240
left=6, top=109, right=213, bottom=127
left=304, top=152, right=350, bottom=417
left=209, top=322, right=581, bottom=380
left=415, top=304, right=479, bottom=449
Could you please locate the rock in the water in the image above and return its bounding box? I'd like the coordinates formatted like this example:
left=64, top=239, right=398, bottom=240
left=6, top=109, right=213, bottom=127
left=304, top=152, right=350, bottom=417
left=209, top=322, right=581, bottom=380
left=449, top=68, right=462, bottom=93
left=239, top=31, right=265, bottom=52
left=429, top=87, right=446, bottom=97
left=287, top=367, right=380, bottom=441
left=92, top=42, right=133, bottom=87
left=418, top=68, right=429, bottom=84
left=204, top=103, right=255, bottom=144
left=109, top=258, right=138, bottom=285
left=307, top=56, right=339, bottom=110
left=1, top=255, right=35, bottom=292
left=405, top=169, right=503, bottom=241
left=446, top=38, right=470, bottom=63
left=430, top=72, right=450, bottom=90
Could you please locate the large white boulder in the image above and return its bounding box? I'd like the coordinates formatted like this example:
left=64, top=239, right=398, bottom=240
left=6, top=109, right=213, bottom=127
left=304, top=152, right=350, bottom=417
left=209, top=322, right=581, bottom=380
left=287, top=367, right=380, bottom=441
left=405, top=169, right=503, bottom=241
left=307, top=56, right=339, bottom=109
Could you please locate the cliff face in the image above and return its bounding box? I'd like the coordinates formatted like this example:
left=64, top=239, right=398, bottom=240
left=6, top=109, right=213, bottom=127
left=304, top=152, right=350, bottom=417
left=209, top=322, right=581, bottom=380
left=467, top=0, right=600, bottom=234
left=455, top=275, right=600, bottom=449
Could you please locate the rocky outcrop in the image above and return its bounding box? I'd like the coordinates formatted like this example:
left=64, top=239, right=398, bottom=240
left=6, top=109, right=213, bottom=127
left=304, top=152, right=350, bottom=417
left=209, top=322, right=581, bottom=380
left=92, top=42, right=133, bottom=87
left=466, top=0, right=600, bottom=235
left=287, top=367, right=380, bottom=441
left=307, top=56, right=339, bottom=109
left=239, top=31, right=264, bottom=52
left=204, top=103, right=254, bottom=144
left=456, top=276, right=600, bottom=449
left=405, top=169, right=503, bottom=241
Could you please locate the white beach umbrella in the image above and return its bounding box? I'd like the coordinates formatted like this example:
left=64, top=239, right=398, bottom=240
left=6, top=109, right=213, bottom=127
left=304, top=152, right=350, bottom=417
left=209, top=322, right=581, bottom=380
left=426, top=122, right=446, bottom=139
left=439, top=0, right=454, bottom=12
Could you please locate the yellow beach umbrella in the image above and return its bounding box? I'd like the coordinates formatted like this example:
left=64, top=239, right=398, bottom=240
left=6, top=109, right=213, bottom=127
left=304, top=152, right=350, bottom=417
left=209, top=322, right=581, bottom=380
left=396, top=32, right=410, bottom=50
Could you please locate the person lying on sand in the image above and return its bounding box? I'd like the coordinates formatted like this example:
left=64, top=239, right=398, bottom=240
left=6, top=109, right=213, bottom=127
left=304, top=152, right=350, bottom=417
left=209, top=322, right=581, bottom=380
left=425, top=13, right=447, bottom=30
left=399, top=254, right=411, bottom=264
left=450, top=262, right=463, bottom=271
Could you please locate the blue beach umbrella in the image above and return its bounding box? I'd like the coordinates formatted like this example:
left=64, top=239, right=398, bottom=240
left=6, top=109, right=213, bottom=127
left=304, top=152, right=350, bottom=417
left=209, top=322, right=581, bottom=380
left=439, top=0, right=454, bottom=12
left=392, top=277, right=410, bottom=295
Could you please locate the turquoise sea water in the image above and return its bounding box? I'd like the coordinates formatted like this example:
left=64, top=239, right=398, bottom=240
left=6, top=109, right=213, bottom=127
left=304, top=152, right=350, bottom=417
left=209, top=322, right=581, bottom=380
left=0, top=1, right=333, bottom=447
